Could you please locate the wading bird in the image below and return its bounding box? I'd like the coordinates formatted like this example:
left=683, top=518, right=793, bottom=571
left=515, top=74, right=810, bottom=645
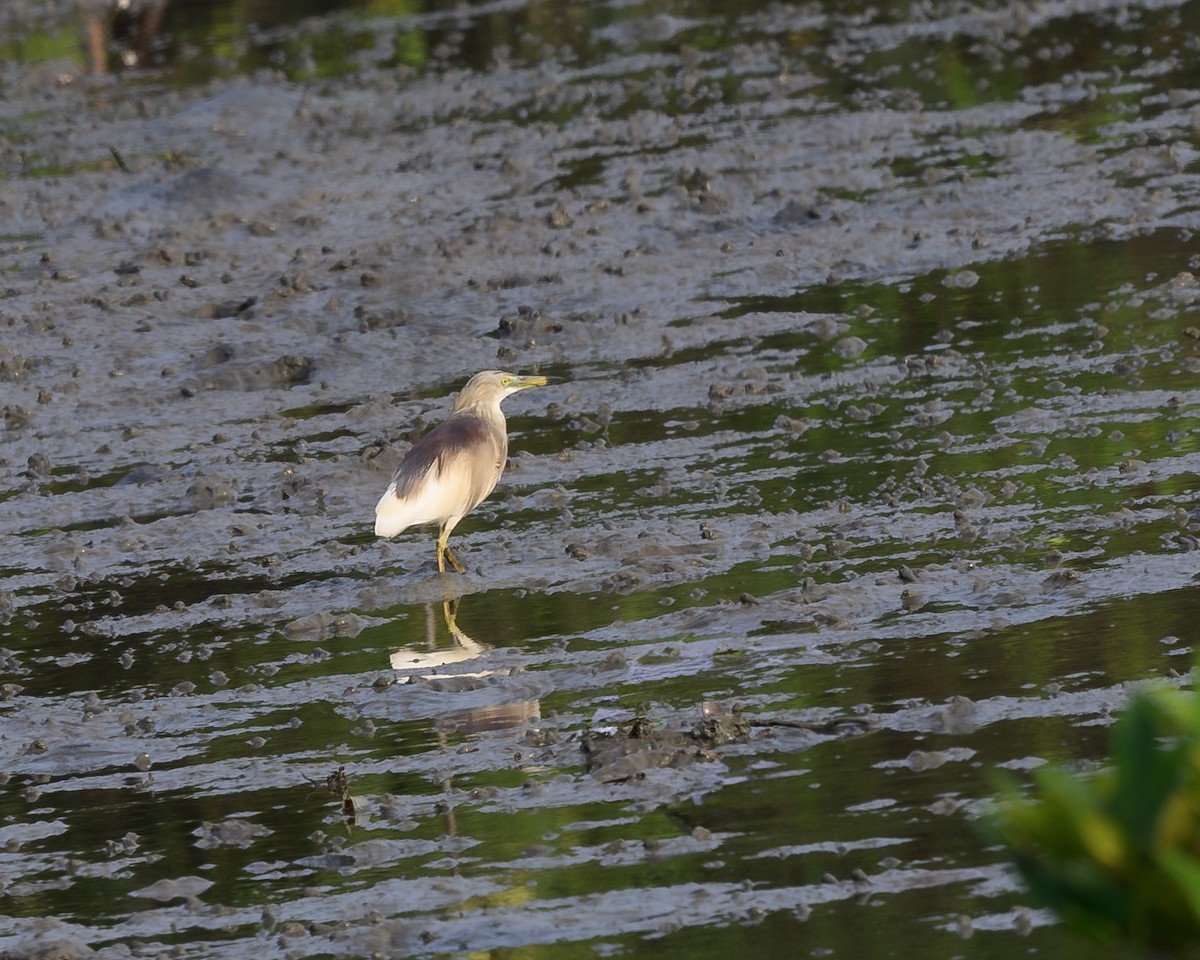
left=374, top=370, right=551, bottom=573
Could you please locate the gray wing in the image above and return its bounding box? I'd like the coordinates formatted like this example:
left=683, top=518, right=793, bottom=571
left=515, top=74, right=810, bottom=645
left=388, top=413, right=505, bottom=514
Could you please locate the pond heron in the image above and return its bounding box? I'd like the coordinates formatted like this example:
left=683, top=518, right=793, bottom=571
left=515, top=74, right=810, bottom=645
left=374, top=370, right=551, bottom=573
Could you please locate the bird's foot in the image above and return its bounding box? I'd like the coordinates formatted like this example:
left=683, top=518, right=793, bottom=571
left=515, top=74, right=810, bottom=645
left=440, top=545, right=466, bottom=574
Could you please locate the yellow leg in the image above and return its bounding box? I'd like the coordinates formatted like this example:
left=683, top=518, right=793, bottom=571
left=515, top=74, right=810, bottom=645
left=436, top=526, right=466, bottom=574
left=443, top=544, right=466, bottom=574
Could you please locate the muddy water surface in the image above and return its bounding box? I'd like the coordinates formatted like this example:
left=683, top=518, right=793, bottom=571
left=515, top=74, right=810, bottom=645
left=1, top=0, right=1199, bottom=957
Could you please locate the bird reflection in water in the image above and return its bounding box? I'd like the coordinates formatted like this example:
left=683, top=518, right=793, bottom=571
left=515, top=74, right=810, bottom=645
left=389, top=598, right=540, bottom=735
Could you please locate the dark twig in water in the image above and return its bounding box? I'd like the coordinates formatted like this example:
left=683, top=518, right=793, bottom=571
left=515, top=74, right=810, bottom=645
left=108, top=145, right=130, bottom=172
left=750, top=715, right=871, bottom=734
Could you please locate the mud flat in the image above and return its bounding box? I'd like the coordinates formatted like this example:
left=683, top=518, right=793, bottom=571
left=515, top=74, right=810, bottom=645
left=0, top=1, right=1198, bottom=957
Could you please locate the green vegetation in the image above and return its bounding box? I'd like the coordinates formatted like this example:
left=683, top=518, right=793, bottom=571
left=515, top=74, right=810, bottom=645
left=989, top=670, right=1200, bottom=955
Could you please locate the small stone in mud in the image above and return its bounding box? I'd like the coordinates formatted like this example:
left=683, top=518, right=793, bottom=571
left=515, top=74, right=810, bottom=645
left=956, top=487, right=989, bottom=509
left=773, top=199, right=822, bottom=225
left=547, top=203, right=573, bottom=228
left=9, top=933, right=98, bottom=959
left=931, top=696, right=977, bottom=734
left=117, top=464, right=168, bottom=485
left=905, top=750, right=948, bottom=771
left=639, top=646, right=681, bottom=665
left=187, top=477, right=237, bottom=510
left=202, top=297, right=257, bottom=320
left=943, top=269, right=979, bottom=289
left=25, top=451, right=51, bottom=477
left=286, top=612, right=369, bottom=641
left=692, top=714, right=750, bottom=746
left=954, top=516, right=978, bottom=543
left=826, top=539, right=851, bottom=558
left=833, top=336, right=867, bottom=359
left=900, top=590, right=925, bottom=612
left=194, top=819, right=272, bottom=849
left=593, top=652, right=627, bottom=671
left=1042, top=570, right=1080, bottom=590
left=775, top=415, right=809, bottom=436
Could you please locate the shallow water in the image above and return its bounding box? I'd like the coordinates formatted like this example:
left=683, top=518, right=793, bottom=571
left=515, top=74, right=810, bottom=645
left=1, top=0, right=1199, bottom=957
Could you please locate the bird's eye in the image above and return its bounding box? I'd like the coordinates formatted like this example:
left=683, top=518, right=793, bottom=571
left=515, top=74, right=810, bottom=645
left=502, top=376, right=513, bottom=386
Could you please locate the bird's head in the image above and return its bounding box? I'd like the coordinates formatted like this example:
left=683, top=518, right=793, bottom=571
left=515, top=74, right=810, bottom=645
left=454, top=370, right=553, bottom=411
